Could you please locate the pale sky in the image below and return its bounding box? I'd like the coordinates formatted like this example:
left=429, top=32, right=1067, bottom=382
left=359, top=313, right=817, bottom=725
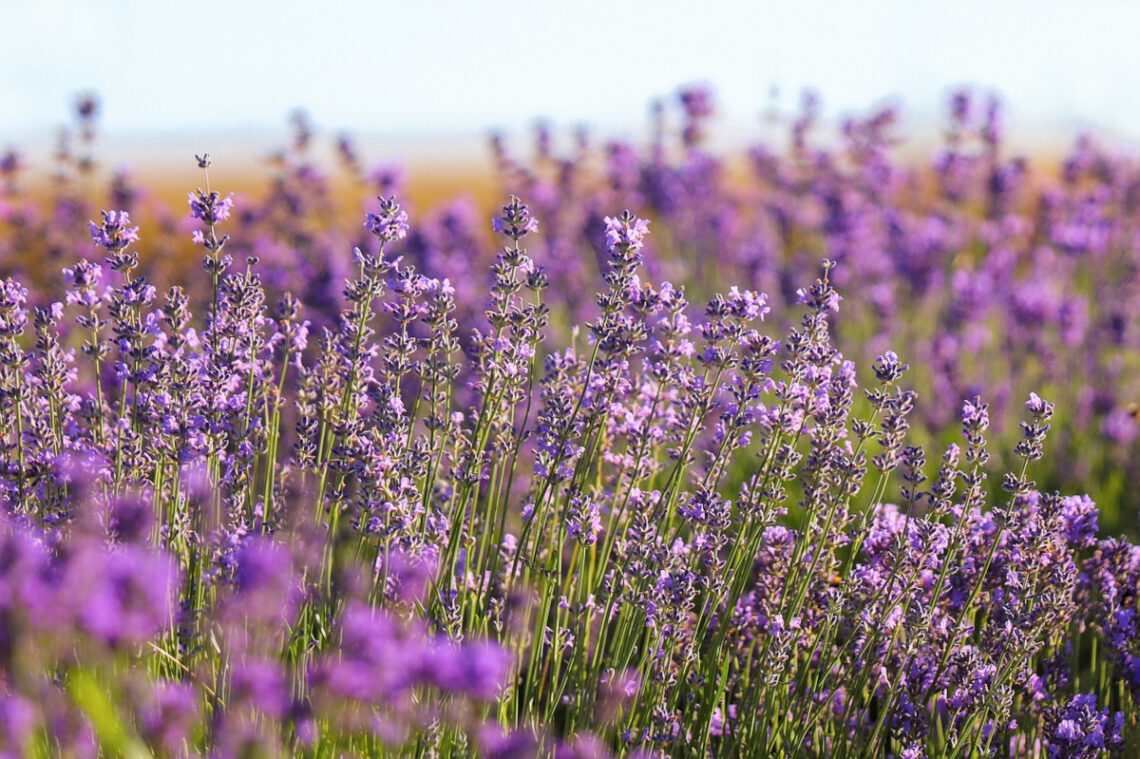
left=4, top=0, right=1140, bottom=149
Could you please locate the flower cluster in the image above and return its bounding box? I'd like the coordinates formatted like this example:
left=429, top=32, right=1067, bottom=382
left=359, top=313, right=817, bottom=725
left=0, top=87, right=1137, bottom=757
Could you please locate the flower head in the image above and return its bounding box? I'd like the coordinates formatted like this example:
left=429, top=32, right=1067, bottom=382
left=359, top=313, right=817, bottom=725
left=603, top=211, right=650, bottom=256
left=364, top=195, right=410, bottom=244
left=492, top=195, right=539, bottom=240
left=88, top=209, right=139, bottom=252
left=188, top=189, right=234, bottom=225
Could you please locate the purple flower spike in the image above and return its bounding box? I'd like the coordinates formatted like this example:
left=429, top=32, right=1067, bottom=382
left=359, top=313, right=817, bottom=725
left=364, top=195, right=410, bottom=244
left=88, top=209, right=139, bottom=252
left=873, top=351, right=909, bottom=384
left=492, top=195, right=539, bottom=240
left=1046, top=693, right=1124, bottom=758
left=1026, top=392, right=1055, bottom=418
left=603, top=212, right=651, bottom=255
left=962, top=396, right=990, bottom=432
left=187, top=189, right=235, bottom=225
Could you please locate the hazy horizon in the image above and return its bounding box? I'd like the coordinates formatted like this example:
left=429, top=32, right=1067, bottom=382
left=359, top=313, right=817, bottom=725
left=6, top=0, right=1140, bottom=156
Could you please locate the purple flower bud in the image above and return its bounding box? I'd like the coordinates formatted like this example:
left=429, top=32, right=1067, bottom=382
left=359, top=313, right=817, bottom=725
left=187, top=189, right=234, bottom=225
left=1026, top=392, right=1055, bottom=419
left=88, top=209, right=139, bottom=252
left=873, top=351, right=909, bottom=384
left=962, top=396, right=989, bottom=432
left=493, top=195, right=539, bottom=240
left=603, top=212, right=650, bottom=254
left=364, top=195, right=410, bottom=244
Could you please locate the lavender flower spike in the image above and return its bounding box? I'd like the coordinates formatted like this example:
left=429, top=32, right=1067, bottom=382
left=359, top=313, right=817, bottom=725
left=88, top=209, right=139, bottom=252
left=364, top=195, right=410, bottom=244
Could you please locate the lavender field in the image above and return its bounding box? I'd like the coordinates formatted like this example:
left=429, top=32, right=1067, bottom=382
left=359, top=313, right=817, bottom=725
left=0, top=88, right=1138, bottom=757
